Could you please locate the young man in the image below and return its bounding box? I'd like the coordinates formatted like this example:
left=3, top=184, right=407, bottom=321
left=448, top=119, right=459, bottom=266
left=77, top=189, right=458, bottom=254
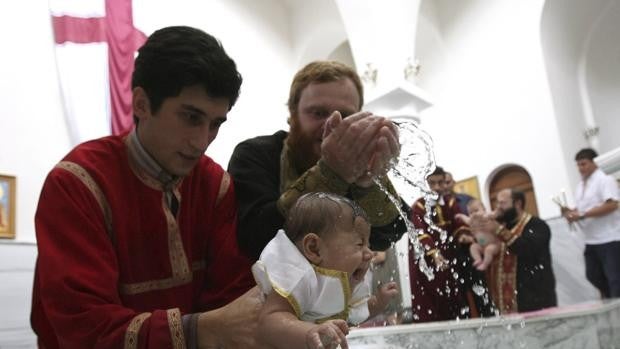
left=445, top=171, right=474, bottom=215
left=31, top=26, right=263, bottom=348
left=563, top=148, right=620, bottom=298
left=408, top=166, right=481, bottom=322
left=228, top=61, right=408, bottom=260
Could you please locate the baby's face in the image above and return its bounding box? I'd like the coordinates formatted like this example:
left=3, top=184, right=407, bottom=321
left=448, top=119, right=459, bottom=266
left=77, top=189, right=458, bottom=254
left=468, top=201, right=485, bottom=215
left=319, top=216, right=373, bottom=288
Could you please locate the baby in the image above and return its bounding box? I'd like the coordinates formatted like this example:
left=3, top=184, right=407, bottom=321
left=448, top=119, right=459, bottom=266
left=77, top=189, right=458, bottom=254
left=457, top=199, right=500, bottom=271
left=253, top=192, right=398, bottom=349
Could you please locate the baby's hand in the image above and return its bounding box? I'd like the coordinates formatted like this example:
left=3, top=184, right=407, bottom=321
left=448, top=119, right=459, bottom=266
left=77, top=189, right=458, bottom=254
left=376, top=281, right=399, bottom=311
left=306, top=319, right=349, bottom=349
left=458, top=233, right=474, bottom=244
left=455, top=213, right=471, bottom=225
left=432, top=251, right=449, bottom=271
left=371, top=251, right=387, bottom=265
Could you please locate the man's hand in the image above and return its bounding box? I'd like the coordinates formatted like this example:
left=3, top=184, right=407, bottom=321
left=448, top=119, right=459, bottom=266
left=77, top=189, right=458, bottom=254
left=197, top=286, right=268, bottom=349
left=306, top=319, right=349, bottom=349
left=354, top=120, right=400, bottom=188
left=321, top=111, right=399, bottom=186
left=563, top=208, right=581, bottom=223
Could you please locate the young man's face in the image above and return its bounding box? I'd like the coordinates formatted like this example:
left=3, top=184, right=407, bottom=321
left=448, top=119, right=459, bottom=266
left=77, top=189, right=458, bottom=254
left=427, top=174, right=446, bottom=196
left=576, top=158, right=597, bottom=179
left=319, top=214, right=373, bottom=289
left=134, top=85, right=230, bottom=177
left=290, top=78, right=360, bottom=162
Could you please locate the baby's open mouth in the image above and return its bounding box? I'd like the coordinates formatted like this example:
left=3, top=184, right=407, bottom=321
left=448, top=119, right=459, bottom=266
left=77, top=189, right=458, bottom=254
left=351, top=267, right=367, bottom=283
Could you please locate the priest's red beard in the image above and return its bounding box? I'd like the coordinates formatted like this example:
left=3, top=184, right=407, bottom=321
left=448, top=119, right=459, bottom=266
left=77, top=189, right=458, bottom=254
left=286, top=115, right=321, bottom=174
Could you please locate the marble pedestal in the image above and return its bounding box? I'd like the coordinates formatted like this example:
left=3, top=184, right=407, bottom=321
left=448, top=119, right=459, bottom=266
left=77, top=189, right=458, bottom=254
left=349, top=299, right=620, bottom=349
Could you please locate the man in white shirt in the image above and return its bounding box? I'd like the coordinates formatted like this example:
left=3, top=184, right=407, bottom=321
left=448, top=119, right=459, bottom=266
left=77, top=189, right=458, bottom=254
left=563, top=148, right=620, bottom=298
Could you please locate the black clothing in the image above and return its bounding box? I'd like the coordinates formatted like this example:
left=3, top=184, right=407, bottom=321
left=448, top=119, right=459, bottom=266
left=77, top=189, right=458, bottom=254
left=507, top=216, right=558, bottom=312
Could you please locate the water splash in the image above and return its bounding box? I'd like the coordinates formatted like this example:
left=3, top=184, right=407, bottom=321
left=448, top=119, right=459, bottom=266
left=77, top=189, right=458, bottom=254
left=373, top=178, right=434, bottom=280
left=388, top=118, right=448, bottom=243
left=373, top=117, right=450, bottom=281
left=472, top=284, right=486, bottom=296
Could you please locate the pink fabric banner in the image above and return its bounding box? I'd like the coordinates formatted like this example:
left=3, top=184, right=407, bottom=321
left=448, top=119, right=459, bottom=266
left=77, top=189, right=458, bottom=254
left=51, top=0, right=146, bottom=142
left=105, top=0, right=146, bottom=135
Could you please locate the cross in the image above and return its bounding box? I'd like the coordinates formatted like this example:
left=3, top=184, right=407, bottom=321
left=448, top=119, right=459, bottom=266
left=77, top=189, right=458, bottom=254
left=51, top=0, right=146, bottom=135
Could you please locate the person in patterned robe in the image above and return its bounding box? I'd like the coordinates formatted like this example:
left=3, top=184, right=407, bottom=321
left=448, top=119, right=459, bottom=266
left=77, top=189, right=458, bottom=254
left=31, top=26, right=265, bottom=349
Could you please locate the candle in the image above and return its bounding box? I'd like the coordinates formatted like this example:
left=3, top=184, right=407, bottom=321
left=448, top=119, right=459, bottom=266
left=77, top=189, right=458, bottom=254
left=561, top=189, right=568, bottom=207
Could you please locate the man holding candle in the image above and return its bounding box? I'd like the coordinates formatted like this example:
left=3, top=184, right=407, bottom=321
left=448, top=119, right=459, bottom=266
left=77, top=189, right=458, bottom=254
left=563, top=148, right=620, bottom=299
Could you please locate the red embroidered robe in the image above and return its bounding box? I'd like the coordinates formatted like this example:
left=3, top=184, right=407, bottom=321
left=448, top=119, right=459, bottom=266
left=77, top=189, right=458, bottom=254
left=31, top=135, right=254, bottom=348
left=408, top=196, right=472, bottom=322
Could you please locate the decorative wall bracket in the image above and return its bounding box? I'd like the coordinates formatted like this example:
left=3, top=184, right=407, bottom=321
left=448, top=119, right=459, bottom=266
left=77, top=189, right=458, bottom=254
left=404, top=57, right=421, bottom=82
left=583, top=126, right=599, bottom=140
left=361, top=63, right=377, bottom=86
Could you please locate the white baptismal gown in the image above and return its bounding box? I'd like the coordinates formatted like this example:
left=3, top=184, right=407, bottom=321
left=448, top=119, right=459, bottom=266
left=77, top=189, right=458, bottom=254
left=252, top=230, right=371, bottom=324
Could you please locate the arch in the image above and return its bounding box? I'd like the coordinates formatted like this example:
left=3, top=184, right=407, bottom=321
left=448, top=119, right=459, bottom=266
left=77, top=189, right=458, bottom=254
left=327, top=40, right=356, bottom=71
left=295, top=19, right=349, bottom=68
left=488, top=164, right=539, bottom=216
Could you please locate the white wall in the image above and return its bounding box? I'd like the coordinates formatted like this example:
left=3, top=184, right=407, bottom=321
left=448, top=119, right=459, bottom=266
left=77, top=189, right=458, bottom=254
left=0, top=1, right=72, bottom=244
left=583, top=1, right=620, bottom=154
left=0, top=243, right=38, bottom=347
left=415, top=0, right=571, bottom=218
left=286, top=0, right=349, bottom=68
left=540, top=0, right=620, bottom=203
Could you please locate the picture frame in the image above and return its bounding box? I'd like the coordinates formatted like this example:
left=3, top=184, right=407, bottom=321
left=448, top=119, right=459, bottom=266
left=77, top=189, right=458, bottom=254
left=0, top=174, right=16, bottom=239
left=454, top=176, right=481, bottom=200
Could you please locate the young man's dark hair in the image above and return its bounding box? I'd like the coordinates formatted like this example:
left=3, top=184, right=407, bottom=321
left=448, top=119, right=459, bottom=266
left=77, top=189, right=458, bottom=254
left=132, top=26, right=242, bottom=122
left=430, top=165, right=445, bottom=177
left=575, top=148, right=598, bottom=161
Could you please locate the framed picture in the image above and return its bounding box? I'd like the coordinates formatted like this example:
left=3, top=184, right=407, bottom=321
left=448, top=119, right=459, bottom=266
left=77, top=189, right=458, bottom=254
left=0, top=174, right=16, bottom=239
left=454, top=176, right=481, bottom=200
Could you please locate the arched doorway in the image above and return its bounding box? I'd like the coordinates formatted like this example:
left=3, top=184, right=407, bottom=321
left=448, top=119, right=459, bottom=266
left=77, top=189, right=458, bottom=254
left=488, top=165, right=539, bottom=216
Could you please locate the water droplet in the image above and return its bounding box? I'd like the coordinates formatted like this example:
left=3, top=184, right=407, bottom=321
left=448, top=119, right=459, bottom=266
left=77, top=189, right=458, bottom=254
left=472, top=284, right=486, bottom=296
